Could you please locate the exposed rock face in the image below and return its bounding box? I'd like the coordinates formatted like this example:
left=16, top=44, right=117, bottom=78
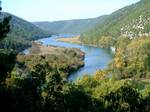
left=121, top=10, right=150, bottom=39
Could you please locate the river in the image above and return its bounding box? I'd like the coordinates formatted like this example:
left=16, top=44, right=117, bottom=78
left=36, top=34, right=113, bottom=81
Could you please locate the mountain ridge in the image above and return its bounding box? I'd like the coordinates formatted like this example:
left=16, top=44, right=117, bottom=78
left=32, top=15, right=108, bottom=34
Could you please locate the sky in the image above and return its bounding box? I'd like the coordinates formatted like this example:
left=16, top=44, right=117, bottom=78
left=2, top=0, right=140, bottom=22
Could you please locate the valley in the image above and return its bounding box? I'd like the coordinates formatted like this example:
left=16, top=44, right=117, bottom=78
left=0, top=0, right=150, bottom=112
left=25, top=34, right=112, bottom=81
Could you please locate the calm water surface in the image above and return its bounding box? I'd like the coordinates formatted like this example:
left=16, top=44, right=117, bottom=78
left=38, top=34, right=113, bottom=81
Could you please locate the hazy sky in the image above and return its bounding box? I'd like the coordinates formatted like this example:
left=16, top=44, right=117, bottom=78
left=2, top=0, right=140, bottom=22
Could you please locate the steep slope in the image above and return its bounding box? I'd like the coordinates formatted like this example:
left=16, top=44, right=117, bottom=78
left=0, top=12, right=51, bottom=51
left=2, top=12, right=51, bottom=40
left=80, top=0, right=150, bottom=45
left=33, top=15, right=108, bottom=34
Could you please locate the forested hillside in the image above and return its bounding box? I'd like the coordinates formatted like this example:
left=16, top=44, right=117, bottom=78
left=33, top=15, right=107, bottom=34
left=78, top=0, right=150, bottom=80
left=80, top=0, right=150, bottom=46
left=0, top=12, right=51, bottom=51
left=1, top=0, right=150, bottom=112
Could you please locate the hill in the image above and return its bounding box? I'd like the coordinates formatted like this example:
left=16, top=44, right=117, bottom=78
left=33, top=15, right=108, bottom=34
left=0, top=12, right=51, bottom=51
left=80, top=0, right=150, bottom=46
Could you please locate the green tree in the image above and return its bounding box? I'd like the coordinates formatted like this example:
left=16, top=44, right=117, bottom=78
left=0, top=1, right=11, bottom=40
left=103, top=84, right=141, bottom=112
left=0, top=1, right=16, bottom=82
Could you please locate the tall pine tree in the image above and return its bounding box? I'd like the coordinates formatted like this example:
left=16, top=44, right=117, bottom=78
left=0, top=0, right=16, bottom=82
left=0, top=0, right=11, bottom=40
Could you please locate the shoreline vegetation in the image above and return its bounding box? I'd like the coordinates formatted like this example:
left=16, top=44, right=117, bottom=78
left=56, top=35, right=81, bottom=44
left=29, top=41, right=85, bottom=57
left=57, top=35, right=115, bottom=53
left=56, top=35, right=107, bottom=48
left=17, top=41, right=85, bottom=79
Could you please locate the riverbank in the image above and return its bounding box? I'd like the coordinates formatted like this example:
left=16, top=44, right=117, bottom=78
left=56, top=36, right=115, bottom=54
left=18, top=41, right=85, bottom=79
left=23, top=34, right=112, bottom=81
left=56, top=35, right=81, bottom=44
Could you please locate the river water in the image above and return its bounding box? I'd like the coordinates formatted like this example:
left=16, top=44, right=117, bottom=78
left=37, top=34, right=113, bottom=81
